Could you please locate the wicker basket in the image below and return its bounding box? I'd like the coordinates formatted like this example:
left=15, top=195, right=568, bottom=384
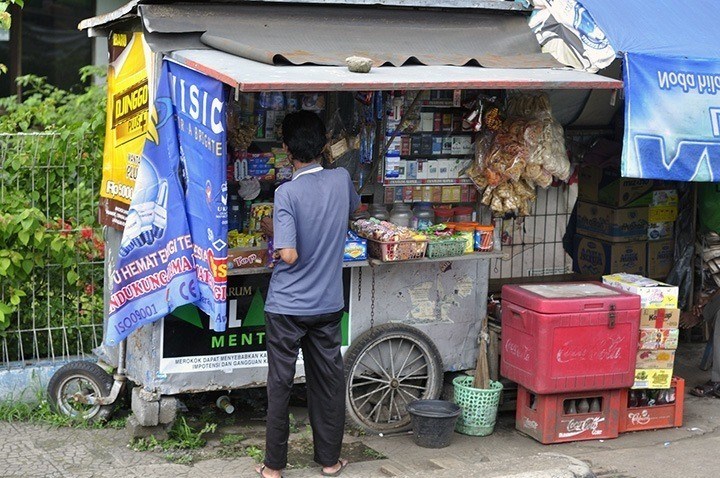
left=367, top=239, right=428, bottom=262
left=452, top=376, right=503, bottom=436
left=425, top=239, right=467, bottom=258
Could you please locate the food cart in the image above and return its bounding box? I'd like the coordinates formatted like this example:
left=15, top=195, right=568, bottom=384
left=50, top=1, right=622, bottom=434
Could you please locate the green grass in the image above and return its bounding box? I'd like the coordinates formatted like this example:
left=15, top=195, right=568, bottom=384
left=220, top=433, right=246, bottom=446
left=130, top=417, right=217, bottom=452
left=0, top=397, right=127, bottom=429
left=244, top=444, right=264, bottom=463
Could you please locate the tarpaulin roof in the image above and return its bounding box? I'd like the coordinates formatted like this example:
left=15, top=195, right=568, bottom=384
left=168, top=48, right=621, bottom=92
left=138, top=3, right=562, bottom=68
left=579, top=0, right=720, bottom=59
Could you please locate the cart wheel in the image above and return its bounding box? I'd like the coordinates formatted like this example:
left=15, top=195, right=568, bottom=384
left=47, top=361, right=114, bottom=422
left=344, top=323, right=443, bottom=434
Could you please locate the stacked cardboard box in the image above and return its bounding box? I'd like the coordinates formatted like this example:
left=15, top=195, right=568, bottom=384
left=574, top=162, right=677, bottom=279
left=602, top=274, right=679, bottom=389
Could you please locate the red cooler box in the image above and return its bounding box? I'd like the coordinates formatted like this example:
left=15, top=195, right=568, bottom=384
left=501, top=282, right=641, bottom=394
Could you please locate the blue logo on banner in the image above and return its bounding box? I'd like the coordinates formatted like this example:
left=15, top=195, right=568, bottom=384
left=106, top=61, right=227, bottom=346
left=622, top=52, right=720, bottom=182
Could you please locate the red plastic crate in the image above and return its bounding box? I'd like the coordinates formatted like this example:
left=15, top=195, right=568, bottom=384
left=619, top=377, right=685, bottom=433
left=516, top=385, right=621, bottom=444
left=501, top=282, right=641, bottom=394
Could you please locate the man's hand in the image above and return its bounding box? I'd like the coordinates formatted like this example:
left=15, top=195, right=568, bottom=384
left=279, top=248, right=298, bottom=265
left=260, top=217, right=274, bottom=237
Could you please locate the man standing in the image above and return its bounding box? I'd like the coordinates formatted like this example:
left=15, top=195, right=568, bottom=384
left=257, top=110, right=360, bottom=478
left=689, top=290, right=720, bottom=397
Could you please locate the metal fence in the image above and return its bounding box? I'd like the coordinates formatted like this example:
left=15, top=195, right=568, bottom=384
left=0, top=132, right=104, bottom=369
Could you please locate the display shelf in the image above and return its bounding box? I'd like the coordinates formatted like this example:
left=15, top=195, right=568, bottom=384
left=383, top=178, right=473, bottom=186
left=227, top=260, right=370, bottom=276
left=395, top=154, right=473, bottom=160
left=368, top=251, right=504, bottom=267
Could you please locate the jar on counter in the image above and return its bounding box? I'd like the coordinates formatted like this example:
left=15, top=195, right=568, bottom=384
left=369, top=203, right=390, bottom=221
left=389, top=203, right=412, bottom=228
left=352, top=203, right=370, bottom=221
left=453, top=206, right=475, bottom=223
left=433, top=207, right=454, bottom=225
left=412, top=202, right=434, bottom=231
left=454, top=223, right=477, bottom=254
left=474, top=224, right=494, bottom=251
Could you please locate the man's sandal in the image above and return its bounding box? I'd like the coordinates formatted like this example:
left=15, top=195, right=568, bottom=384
left=257, top=464, right=283, bottom=478
left=322, top=459, right=349, bottom=477
left=690, top=380, right=720, bottom=397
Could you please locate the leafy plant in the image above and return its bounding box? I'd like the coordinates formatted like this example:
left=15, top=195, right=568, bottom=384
left=0, top=67, right=106, bottom=361
left=244, top=444, right=264, bottom=463
left=130, top=417, right=217, bottom=452
left=220, top=433, right=246, bottom=446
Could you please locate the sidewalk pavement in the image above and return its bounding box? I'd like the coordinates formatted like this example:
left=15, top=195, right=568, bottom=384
left=2, top=343, right=720, bottom=478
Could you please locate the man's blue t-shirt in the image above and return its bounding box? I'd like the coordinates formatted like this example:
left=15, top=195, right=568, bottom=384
left=264, top=164, right=360, bottom=316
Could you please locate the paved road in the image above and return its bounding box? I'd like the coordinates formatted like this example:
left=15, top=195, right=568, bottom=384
left=2, top=343, right=719, bottom=478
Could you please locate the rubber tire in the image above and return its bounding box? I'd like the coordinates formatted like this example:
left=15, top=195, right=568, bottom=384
left=344, top=323, right=444, bottom=434
left=47, top=361, right=114, bottom=422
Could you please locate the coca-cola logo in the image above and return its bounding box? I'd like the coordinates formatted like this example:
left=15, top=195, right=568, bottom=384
left=505, top=339, right=531, bottom=361
left=232, top=253, right=259, bottom=267
left=628, top=410, right=652, bottom=425
left=556, top=336, right=624, bottom=364
left=523, top=417, right=539, bottom=430
left=558, top=416, right=605, bottom=438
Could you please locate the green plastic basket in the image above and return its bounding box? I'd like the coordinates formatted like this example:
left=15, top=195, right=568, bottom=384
left=452, top=376, right=503, bottom=436
left=425, top=238, right=467, bottom=258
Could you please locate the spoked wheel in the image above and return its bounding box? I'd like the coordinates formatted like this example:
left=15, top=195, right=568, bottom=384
left=47, top=361, right=114, bottom=422
left=344, top=323, right=443, bottom=434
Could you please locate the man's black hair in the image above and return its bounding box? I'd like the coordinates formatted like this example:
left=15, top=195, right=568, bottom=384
left=281, top=110, right=327, bottom=163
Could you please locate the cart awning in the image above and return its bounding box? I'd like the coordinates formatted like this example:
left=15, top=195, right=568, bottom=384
left=529, top=0, right=720, bottom=181
left=139, top=3, right=558, bottom=68
left=169, top=48, right=621, bottom=92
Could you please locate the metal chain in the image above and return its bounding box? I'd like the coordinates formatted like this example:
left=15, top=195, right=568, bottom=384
left=370, top=267, right=376, bottom=329
left=358, top=268, right=362, bottom=302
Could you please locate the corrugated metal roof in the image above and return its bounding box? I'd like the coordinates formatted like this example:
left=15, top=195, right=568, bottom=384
left=140, top=3, right=561, bottom=68
left=79, top=0, right=530, bottom=31
left=169, top=48, right=623, bottom=91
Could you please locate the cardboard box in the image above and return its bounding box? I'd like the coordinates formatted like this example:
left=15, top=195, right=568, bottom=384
left=638, top=328, right=679, bottom=350
left=451, top=136, right=473, bottom=155
left=576, top=201, right=648, bottom=242
left=602, top=274, right=678, bottom=309
left=427, top=162, right=439, bottom=179
left=227, top=247, right=268, bottom=269
left=647, top=240, right=674, bottom=279
left=573, top=235, right=646, bottom=276
left=624, top=189, right=679, bottom=208
left=648, top=222, right=673, bottom=241
left=437, top=160, right=450, bottom=179
left=632, top=369, right=673, bottom=389
left=636, top=350, right=676, bottom=369
left=640, top=308, right=680, bottom=328
left=578, top=164, right=654, bottom=207
left=344, top=231, right=367, bottom=262
left=416, top=159, right=429, bottom=180
left=648, top=205, right=678, bottom=223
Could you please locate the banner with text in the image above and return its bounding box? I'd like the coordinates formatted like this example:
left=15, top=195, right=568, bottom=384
left=160, top=272, right=351, bottom=374
left=170, top=62, right=229, bottom=331
left=623, top=52, right=720, bottom=181
left=105, top=60, right=228, bottom=346
left=100, top=32, right=151, bottom=230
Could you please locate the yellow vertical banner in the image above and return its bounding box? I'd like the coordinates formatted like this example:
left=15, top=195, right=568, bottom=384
left=99, top=32, right=151, bottom=230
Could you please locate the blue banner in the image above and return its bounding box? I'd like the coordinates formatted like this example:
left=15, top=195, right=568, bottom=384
left=170, top=62, right=229, bottom=331
left=106, top=61, right=227, bottom=346
left=623, top=52, right=720, bottom=181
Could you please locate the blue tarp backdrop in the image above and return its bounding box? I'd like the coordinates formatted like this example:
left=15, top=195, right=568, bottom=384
left=106, top=61, right=228, bottom=346
left=578, top=0, right=720, bottom=181
left=622, top=53, right=720, bottom=181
